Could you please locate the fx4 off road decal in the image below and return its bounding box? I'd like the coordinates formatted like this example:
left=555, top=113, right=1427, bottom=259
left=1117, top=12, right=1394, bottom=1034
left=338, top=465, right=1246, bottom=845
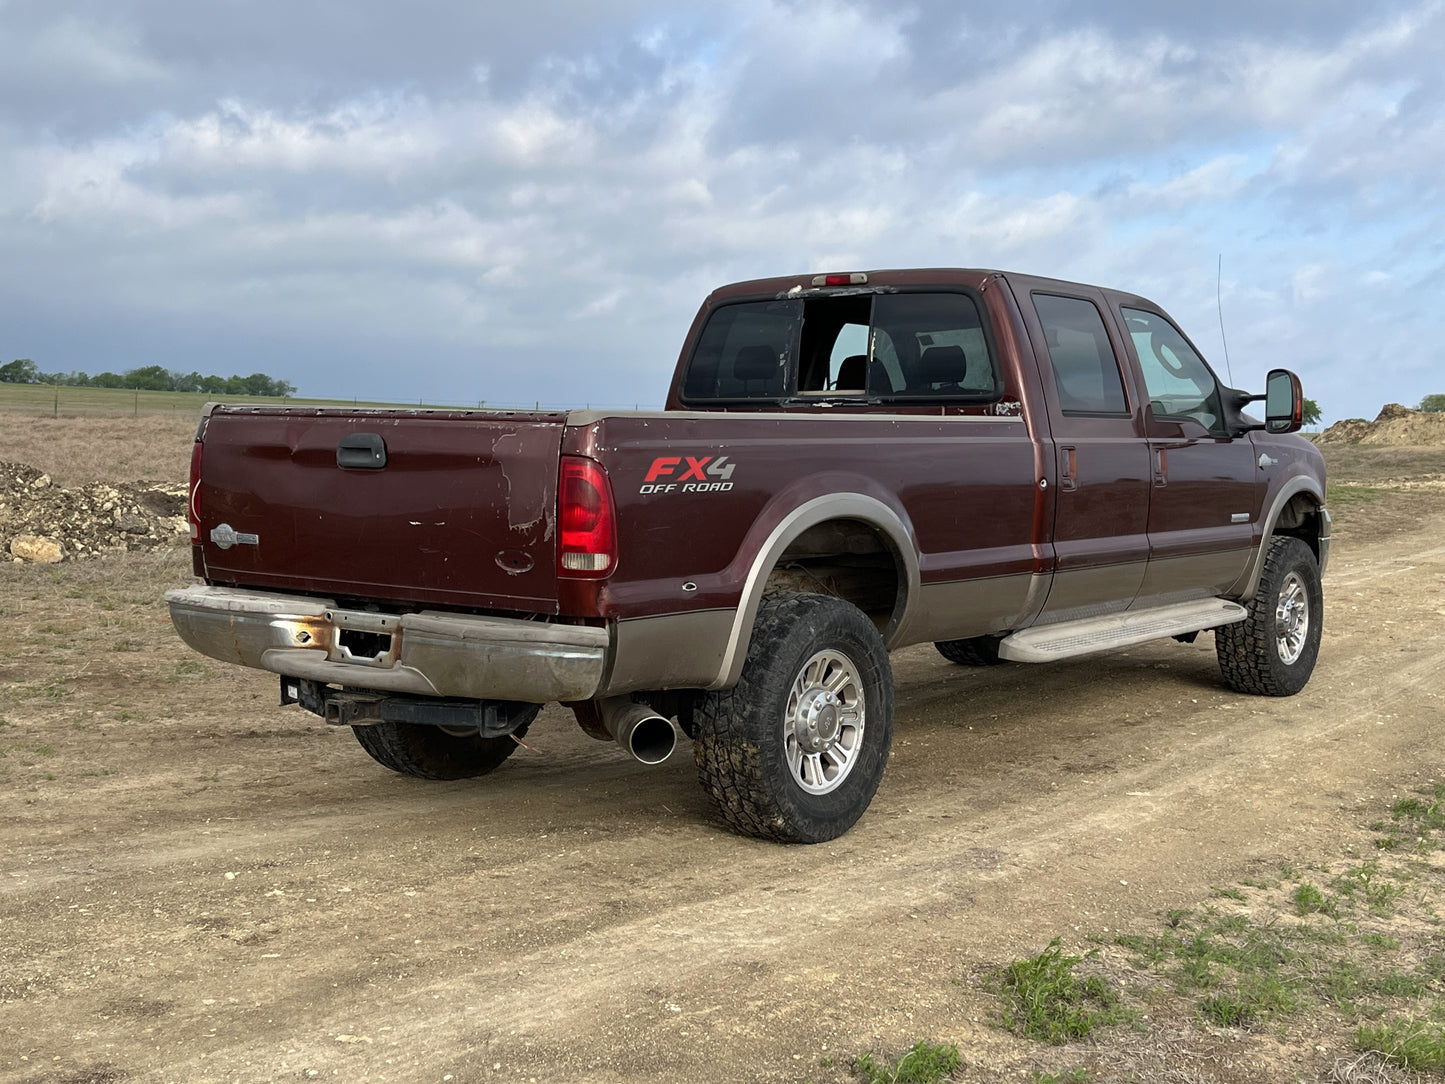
left=640, top=455, right=736, bottom=494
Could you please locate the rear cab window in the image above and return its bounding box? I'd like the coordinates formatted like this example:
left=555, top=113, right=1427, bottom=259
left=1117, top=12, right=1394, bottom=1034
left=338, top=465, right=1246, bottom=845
left=679, top=289, right=1002, bottom=407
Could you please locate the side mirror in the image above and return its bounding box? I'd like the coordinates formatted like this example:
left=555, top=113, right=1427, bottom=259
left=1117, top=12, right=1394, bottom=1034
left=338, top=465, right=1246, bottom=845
left=1264, top=369, right=1303, bottom=434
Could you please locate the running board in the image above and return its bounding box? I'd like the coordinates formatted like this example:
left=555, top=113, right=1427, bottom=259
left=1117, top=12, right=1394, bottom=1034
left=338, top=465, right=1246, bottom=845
left=998, top=598, right=1248, bottom=663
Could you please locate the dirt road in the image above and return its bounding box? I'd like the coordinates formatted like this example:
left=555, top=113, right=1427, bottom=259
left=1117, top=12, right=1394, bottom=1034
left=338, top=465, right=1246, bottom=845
left=1, top=459, right=1442, bottom=1083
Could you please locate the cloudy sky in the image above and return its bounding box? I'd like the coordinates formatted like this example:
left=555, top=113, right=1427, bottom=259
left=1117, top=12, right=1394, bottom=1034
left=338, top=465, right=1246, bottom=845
left=2, top=1, right=1441, bottom=420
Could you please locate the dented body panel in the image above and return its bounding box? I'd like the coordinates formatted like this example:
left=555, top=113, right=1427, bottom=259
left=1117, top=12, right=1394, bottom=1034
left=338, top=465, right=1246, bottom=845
left=193, top=408, right=567, bottom=612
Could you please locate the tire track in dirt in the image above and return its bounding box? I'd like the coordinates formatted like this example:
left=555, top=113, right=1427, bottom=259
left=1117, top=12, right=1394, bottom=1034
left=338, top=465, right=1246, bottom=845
left=128, top=532, right=1444, bottom=1082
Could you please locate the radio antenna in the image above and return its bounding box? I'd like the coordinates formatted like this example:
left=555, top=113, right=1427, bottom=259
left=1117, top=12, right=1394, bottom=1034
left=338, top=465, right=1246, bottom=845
left=1216, top=253, right=1236, bottom=386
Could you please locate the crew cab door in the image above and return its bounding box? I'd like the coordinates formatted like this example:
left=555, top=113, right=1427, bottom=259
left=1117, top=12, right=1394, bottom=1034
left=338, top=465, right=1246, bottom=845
left=1114, top=304, right=1262, bottom=603
left=1016, top=285, right=1153, bottom=622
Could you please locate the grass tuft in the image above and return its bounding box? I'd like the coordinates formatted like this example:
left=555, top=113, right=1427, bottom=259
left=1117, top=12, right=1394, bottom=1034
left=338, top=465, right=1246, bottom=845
left=1356, top=1016, right=1445, bottom=1070
left=854, top=1041, right=961, bottom=1084
left=988, top=940, right=1129, bottom=1044
left=1293, top=883, right=1337, bottom=917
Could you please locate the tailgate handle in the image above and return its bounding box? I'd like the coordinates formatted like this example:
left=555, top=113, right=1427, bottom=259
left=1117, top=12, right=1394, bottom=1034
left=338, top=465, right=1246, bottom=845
left=337, top=432, right=388, bottom=470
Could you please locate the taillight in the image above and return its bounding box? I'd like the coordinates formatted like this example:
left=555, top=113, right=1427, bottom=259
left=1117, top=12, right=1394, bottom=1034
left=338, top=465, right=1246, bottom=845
left=558, top=456, right=617, bottom=578
left=187, top=439, right=204, bottom=544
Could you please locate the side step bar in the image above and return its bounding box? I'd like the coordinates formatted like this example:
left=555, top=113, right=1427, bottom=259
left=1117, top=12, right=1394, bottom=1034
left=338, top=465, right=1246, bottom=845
left=998, top=598, right=1247, bottom=663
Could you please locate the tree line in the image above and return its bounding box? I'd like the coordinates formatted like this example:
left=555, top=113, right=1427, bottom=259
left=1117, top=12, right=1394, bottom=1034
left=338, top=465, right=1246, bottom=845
left=0, top=359, right=295, bottom=397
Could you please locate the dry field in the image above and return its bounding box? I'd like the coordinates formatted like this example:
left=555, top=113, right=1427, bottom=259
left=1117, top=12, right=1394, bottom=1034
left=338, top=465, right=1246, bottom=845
left=1, top=414, right=1444, bottom=1084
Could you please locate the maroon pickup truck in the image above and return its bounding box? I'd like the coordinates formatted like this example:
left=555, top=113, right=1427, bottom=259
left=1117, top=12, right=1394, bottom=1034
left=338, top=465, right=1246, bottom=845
left=167, top=267, right=1329, bottom=842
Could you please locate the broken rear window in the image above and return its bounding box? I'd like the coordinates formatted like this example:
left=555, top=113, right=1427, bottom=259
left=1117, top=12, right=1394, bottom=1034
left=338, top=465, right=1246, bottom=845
left=680, top=291, right=1000, bottom=405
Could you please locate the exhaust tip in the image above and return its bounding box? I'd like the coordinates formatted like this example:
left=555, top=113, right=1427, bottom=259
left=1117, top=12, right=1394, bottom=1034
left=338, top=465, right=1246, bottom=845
left=600, top=699, right=678, bottom=765
left=626, top=715, right=677, bottom=765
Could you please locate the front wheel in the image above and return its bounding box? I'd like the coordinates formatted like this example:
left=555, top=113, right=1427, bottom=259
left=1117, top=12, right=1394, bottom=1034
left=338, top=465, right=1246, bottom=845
left=1216, top=536, right=1323, bottom=696
left=693, top=593, right=894, bottom=843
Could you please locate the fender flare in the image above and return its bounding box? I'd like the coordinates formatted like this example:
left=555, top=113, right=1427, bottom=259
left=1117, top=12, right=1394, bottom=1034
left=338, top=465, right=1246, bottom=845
left=1239, top=475, right=1328, bottom=602
left=707, top=493, right=920, bottom=690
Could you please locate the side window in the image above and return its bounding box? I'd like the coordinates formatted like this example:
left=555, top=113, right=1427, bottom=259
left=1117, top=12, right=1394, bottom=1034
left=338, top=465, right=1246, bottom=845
left=1032, top=294, right=1129, bottom=414
left=682, top=300, right=798, bottom=401
left=1121, top=307, right=1225, bottom=433
left=869, top=293, right=998, bottom=400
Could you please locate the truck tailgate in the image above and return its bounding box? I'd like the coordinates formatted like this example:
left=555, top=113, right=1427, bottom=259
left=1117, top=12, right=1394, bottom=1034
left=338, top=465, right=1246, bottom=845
left=195, top=408, right=566, bottom=612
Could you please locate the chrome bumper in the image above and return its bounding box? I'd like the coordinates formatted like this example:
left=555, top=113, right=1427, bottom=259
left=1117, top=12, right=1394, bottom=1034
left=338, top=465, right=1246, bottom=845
left=165, top=584, right=609, bottom=703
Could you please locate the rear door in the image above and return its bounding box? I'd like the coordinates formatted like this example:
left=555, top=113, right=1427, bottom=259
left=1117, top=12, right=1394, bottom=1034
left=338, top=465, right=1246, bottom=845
left=196, top=408, right=567, bottom=612
left=1012, top=283, right=1153, bottom=623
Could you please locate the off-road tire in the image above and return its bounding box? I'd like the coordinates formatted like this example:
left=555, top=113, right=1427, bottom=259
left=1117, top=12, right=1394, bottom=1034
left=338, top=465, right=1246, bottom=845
left=351, top=707, right=538, bottom=780
left=1216, top=536, right=1322, bottom=696
left=934, top=635, right=1007, bottom=666
left=692, top=593, right=893, bottom=843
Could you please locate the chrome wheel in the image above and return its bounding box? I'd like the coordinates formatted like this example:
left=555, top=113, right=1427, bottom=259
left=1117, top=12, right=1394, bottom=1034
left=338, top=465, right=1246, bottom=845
left=1275, top=571, right=1310, bottom=665
left=784, top=649, right=865, bottom=795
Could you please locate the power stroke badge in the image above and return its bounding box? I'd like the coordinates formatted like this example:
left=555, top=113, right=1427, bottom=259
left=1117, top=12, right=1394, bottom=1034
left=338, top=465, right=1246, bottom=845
left=210, top=523, right=260, bottom=549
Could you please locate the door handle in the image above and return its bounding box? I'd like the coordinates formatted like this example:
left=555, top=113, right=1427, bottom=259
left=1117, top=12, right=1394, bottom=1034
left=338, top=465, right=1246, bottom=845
left=1154, top=448, right=1168, bottom=487
left=337, top=432, right=388, bottom=469
left=1059, top=446, right=1077, bottom=492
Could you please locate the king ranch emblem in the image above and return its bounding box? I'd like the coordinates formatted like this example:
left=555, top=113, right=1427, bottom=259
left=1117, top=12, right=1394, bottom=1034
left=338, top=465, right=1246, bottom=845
left=640, top=455, right=736, bottom=494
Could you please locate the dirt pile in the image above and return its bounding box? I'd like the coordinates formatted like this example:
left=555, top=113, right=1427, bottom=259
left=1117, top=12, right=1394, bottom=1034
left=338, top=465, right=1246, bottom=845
left=1318, top=403, right=1445, bottom=445
left=0, top=462, right=188, bottom=562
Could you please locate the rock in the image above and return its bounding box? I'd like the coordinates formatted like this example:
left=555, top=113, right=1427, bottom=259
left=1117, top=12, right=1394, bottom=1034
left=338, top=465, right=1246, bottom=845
left=10, top=535, right=64, bottom=563
left=0, top=462, right=188, bottom=562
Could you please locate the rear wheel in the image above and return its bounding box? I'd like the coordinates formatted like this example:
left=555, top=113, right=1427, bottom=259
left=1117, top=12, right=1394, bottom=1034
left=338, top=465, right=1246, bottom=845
left=352, top=705, right=539, bottom=780
left=934, top=635, right=1007, bottom=666
left=693, top=593, right=893, bottom=843
left=1216, top=536, right=1322, bottom=696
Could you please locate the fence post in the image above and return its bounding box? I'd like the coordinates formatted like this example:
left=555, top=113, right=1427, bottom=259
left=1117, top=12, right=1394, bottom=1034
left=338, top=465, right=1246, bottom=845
left=54, top=387, right=59, bottom=418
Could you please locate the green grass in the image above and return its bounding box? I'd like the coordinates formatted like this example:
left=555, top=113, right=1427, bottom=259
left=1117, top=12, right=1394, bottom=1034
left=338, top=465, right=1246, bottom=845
left=1356, top=1016, right=1445, bottom=1069
left=987, top=940, right=1129, bottom=1044
left=1034, top=1070, right=1091, bottom=1084
left=854, top=1041, right=961, bottom=1084
left=1325, top=482, right=1389, bottom=507
left=1293, top=883, right=1337, bottom=917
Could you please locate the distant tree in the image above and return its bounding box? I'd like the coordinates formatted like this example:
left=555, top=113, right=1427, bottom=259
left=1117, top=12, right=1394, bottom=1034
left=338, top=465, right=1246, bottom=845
left=172, top=370, right=204, bottom=394
left=1419, top=394, right=1445, bottom=413
left=0, top=359, right=40, bottom=384
left=125, top=364, right=174, bottom=391
left=1301, top=397, right=1322, bottom=426
left=0, top=357, right=295, bottom=396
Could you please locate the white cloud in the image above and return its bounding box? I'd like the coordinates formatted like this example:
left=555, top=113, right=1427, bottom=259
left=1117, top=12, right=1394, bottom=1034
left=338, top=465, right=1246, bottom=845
left=1, top=0, right=1443, bottom=417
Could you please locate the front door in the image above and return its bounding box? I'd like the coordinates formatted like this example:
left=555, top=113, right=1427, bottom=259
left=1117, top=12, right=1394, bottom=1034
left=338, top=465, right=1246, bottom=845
left=1116, top=305, right=1261, bottom=604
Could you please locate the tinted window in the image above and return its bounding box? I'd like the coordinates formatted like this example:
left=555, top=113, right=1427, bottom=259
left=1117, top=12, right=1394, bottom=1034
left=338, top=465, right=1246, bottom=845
left=1032, top=294, right=1129, bottom=414
left=680, top=290, right=998, bottom=403
left=869, top=293, right=997, bottom=399
left=1122, top=307, right=1225, bottom=433
left=682, top=300, right=797, bottom=401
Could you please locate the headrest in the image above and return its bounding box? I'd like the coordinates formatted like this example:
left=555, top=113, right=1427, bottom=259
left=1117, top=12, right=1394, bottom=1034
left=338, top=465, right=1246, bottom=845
left=835, top=353, right=868, bottom=390
left=919, top=344, right=967, bottom=385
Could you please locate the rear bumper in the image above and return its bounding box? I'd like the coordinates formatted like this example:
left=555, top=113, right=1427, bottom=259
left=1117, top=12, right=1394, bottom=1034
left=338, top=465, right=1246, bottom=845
left=165, top=584, right=609, bottom=703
